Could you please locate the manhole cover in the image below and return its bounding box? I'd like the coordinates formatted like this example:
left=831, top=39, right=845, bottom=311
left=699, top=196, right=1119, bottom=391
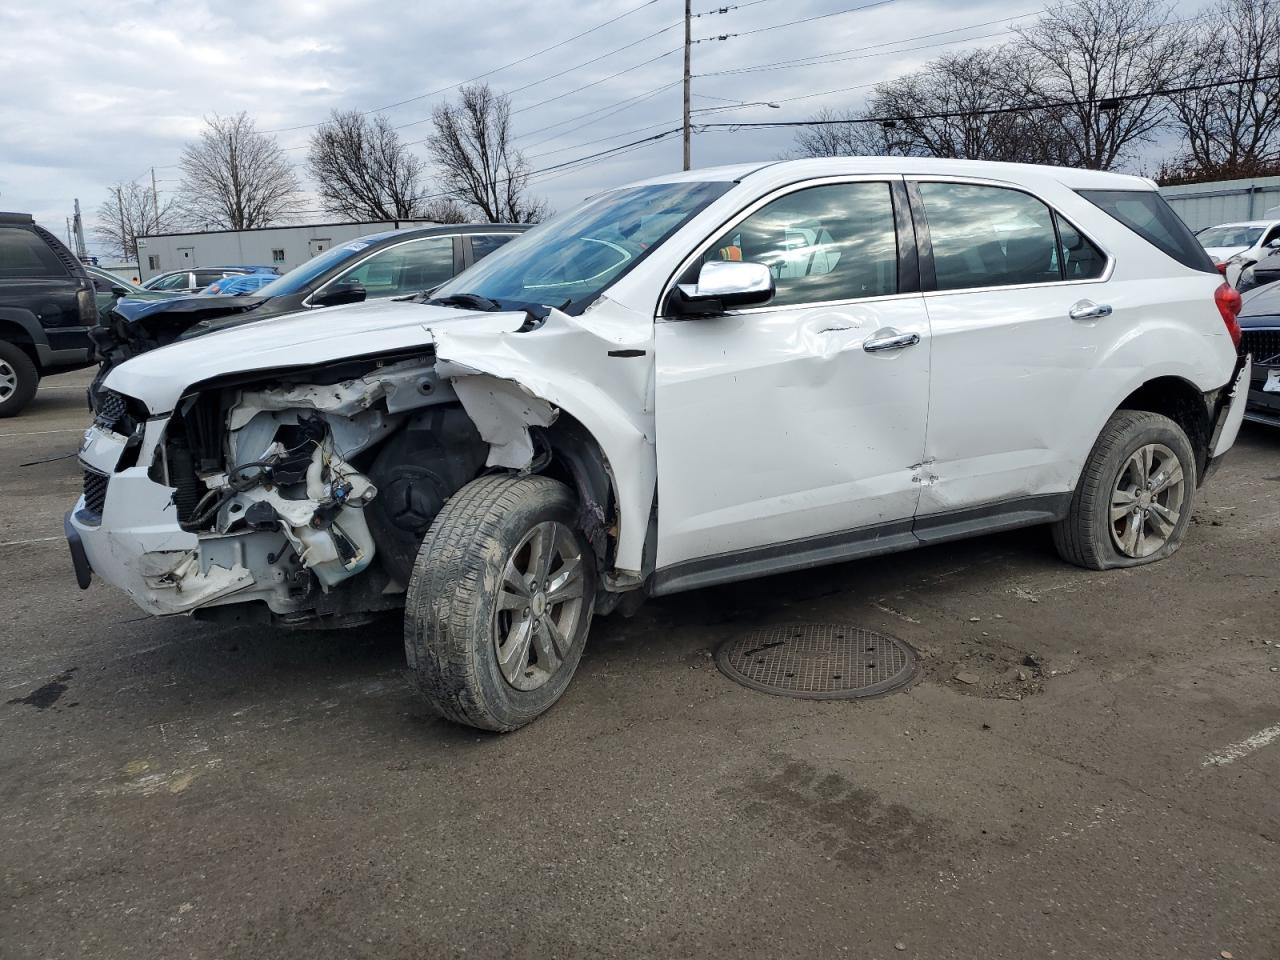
left=715, top=624, right=917, bottom=700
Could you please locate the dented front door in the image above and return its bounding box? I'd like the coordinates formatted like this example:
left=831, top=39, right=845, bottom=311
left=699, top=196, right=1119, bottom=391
left=652, top=178, right=931, bottom=570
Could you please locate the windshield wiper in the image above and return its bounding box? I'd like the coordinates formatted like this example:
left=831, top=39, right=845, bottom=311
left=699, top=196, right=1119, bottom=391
left=421, top=292, right=502, bottom=311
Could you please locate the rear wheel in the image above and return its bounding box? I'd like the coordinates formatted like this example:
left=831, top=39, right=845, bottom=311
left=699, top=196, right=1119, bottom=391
left=0, top=341, right=38, bottom=418
left=404, top=474, right=595, bottom=732
left=1053, top=410, right=1196, bottom=570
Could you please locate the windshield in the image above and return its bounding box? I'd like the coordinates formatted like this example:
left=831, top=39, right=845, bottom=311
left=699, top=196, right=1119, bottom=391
left=1196, top=225, right=1264, bottom=248
left=253, top=234, right=395, bottom=297
left=431, top=180, right=733, bottom=311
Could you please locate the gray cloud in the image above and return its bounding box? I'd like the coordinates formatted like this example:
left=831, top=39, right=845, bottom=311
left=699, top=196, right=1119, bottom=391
left=0, top=0, right=1197, bottom=257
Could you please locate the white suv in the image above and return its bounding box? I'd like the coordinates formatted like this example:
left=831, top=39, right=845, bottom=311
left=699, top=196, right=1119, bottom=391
left=66, top=159, right=1252, bottom=731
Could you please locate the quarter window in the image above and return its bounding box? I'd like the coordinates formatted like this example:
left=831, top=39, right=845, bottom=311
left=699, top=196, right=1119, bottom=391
left=1057, top=218, right=1107, bottom=280
left=919, top=183, right=1062, bottom=291
left=700, top=182, right=899, bottom=307
left=335, top=236, right=455, bottom=297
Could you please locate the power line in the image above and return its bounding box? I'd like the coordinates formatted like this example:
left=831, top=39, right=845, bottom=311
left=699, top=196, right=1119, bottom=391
left=693, top=0, right=904, bottom=43
left=516, top=80, right=681, bottom=141
left=388, top=25, right=683, bottom=133
left=694, top=72, right=1280, bottom=130
left=510, top=46, right=683, bottom=115
left=696, top=12, right=1041, bottom=76
left=262, top=0, right=665, bottom=134
left=693, top=0, right=786, bottom=16
left=519, top=82, right=683, bottom=149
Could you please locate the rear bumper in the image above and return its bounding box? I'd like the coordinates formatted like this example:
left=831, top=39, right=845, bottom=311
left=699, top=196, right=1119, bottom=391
left=1203, top=354, right=1252, bottom=483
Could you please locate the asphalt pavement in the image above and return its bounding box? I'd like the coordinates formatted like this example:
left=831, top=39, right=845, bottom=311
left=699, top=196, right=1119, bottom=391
left=2, top=367, right=1278, bottom=959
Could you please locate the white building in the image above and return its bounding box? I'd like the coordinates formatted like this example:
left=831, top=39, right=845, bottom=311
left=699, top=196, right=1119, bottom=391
left=135, top=219, right=437, bottom=280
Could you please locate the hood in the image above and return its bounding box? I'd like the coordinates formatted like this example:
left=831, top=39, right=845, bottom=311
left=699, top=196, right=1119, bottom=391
left=112, top=293, right=269, bottom=329
left=1203, top=245, right=1249, bottom=262
left=1240, top=281, right=1280, bottom=326
left=106, top=298, right=528, bottom=413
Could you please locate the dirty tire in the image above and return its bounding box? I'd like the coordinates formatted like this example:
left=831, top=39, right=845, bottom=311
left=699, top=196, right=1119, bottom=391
left=404, top=474, right=595, bottom=732
left=1052, top=410, right=1196, bottom=570
left=0, top=341, right=38, bottom=418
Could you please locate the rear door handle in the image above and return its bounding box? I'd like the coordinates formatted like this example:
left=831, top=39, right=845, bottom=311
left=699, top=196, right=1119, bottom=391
left=1069, top=300, right=1113, bottom=321
left=863, top=331, right=920, bottom=353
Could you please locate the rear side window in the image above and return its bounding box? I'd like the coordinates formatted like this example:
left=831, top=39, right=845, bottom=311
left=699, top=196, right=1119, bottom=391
left=700, top=182, right=899, bottom=307
left=1078, top=189, right=1217, bottom=274
left=918, top=183, right=1060, bottom=290
left=0, top=227, right=67, bottom=279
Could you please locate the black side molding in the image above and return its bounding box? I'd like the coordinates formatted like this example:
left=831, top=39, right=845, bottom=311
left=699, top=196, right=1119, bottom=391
left=64, top=512, right=92, bottom=590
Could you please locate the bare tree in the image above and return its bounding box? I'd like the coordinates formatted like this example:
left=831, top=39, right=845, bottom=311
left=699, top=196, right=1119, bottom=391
left=1012, top=0, right=1186, bottom=169
left=94, top=180, right=181, bottom=261
left=178, top=112, right=302, bottom=229
left=792, top=106, right=907, bottom=158
left=430, top=84, right=547, bottom=223
left=1166, top=0, right=1280, bottom=179
left=793, top=49, right=1077, bottom=164
left=308, top=110, right=429, bottom=220
left=419, top=197, right=471, bottom=224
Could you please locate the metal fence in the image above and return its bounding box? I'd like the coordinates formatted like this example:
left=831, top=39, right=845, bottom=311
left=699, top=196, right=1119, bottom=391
left=1160, top=176, right=1280, bottom=231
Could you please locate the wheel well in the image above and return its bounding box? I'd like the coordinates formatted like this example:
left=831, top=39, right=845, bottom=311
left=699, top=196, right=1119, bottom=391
left=0, top=321, right=39, bottom=369
left=1118, top=376, right=1212, bottom=481
left=541, top=413, right=618, bottom=570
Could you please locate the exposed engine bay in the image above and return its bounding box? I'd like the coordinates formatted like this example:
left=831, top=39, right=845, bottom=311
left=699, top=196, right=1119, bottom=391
left=90, top=352, right=605, bottom=626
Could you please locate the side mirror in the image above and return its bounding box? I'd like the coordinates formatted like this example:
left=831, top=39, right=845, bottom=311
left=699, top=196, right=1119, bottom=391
left=111, top=285, right=130, bottom=298
left=313, top=279, right=366, bottom=307
left=669, top=260, right=774, bottom=316
left=1267, top=238, right=1280, bottom=249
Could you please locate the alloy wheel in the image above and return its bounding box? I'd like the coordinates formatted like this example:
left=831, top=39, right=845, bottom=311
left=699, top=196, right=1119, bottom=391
left=0, top=359, right=15, bottom=402
left=493, top=520, right=586, bottom=691
left=1109, top=442, right=1185, bottom=558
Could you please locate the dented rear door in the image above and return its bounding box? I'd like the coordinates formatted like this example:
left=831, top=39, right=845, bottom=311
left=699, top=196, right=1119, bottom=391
left=653, top=176, right=931, bottom=570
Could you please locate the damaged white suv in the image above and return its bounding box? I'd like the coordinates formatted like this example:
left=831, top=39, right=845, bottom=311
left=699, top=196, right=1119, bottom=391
left=67, top=159, right=1251, bottom=731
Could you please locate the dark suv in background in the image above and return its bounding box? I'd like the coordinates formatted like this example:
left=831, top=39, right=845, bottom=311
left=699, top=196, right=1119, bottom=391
left=0, top=213, right=98, bottom=416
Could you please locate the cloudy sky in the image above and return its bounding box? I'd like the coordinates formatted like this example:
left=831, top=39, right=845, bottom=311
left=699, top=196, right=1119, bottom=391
left=1, top=0, right=1196, bottom=258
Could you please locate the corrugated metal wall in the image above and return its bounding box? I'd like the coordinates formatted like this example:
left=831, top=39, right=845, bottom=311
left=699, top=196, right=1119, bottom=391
left=1160, top=176, right=1280, bottom=231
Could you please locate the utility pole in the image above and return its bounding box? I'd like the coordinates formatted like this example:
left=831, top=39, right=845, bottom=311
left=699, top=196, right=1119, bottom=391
left=72, top=198, right=88, bottom=260
left=682, top=0, right=692, bottom=171
left=150, top=167, right=160, bottom=226
left=116, top=188, right=127, bottom=262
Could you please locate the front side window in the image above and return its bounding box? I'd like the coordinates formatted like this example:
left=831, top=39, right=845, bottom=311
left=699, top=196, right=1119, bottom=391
left=698, top=182, right=898, bottom=307
left=920, top=183, right=1061, bottom=291
left=431, top=180, right=733, bottom=312
left=0, top=228, right=67, bottom=279
left=335, top=236, right=454, bottom=297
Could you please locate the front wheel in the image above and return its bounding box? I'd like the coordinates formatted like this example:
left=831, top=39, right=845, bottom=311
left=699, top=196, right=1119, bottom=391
left=404, top=474, right=595, bottom=732
left=1053, top=410, right=1196, bottom=570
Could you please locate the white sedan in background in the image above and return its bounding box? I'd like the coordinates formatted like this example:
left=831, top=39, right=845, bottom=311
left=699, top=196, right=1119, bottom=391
left=1196, top=219, right=1280, bottom=283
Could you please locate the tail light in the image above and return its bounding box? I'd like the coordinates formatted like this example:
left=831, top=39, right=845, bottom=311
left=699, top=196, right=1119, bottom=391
left=76, top=286, right=97, bottom=326
left=1215, top=282, right=1242, bottom=349
left=1214, top=260, right=1228, bottom=275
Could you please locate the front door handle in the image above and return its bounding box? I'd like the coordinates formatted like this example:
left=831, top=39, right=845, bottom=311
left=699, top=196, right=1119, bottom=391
left=1069, top=299, right=1113, bottom=321
left=863, top=331, right=920, bottom=353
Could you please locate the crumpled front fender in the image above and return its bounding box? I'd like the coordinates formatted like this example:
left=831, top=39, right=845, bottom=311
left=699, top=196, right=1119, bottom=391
left=430, top=299, right=656, bottom=578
